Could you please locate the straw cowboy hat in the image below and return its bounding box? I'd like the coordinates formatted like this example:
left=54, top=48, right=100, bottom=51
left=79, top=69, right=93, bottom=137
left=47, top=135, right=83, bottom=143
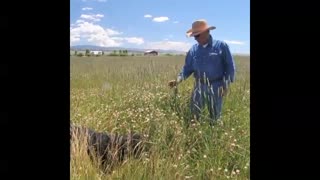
left=186, top=19, right=216, bottom=37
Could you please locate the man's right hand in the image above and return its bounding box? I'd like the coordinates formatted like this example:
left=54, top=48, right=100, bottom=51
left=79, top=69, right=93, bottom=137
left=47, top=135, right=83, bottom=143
left=168, top=80, right=178, bottom=88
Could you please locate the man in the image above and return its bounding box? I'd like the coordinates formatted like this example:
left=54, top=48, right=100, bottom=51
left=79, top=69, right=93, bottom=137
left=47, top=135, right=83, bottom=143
left=168, top=19, right=236, bottom=125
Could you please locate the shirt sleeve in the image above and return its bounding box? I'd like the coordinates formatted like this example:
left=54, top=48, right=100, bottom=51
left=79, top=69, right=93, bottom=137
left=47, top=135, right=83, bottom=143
left=222, top=42, right=236, bottom=87
left=177, top=50, right=194, bottom=83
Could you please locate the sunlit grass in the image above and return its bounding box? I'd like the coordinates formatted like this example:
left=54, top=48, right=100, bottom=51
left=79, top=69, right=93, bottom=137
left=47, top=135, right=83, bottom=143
left=70, top=55, right=250, bottom=179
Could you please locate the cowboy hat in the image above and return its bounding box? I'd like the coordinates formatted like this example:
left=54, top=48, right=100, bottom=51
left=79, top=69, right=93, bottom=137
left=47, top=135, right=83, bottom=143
left=186, top=19, right=216, bottom=37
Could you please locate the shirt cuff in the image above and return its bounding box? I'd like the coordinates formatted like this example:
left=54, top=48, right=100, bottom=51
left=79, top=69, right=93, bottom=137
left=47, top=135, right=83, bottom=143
left=177, top=75, right=183, bottom=84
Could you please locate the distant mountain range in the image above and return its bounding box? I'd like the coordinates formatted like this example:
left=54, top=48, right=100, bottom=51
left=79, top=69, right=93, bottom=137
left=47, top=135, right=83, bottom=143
left=70, top=45, right=250, bottom=56
left=70, top=45, right=186, bottom=54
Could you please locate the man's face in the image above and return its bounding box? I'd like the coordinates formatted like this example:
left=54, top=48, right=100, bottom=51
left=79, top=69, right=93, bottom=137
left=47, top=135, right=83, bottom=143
left=194, top=30, right=209, bottom=45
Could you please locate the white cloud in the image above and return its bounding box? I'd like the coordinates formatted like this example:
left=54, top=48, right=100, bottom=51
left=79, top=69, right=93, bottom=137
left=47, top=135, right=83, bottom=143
left=82, top=7, right=93, bottom=10
left=70, top=21, right=121, bottom=46
left=76, top=20, right=85, bottom=24
left=125, top=37, right=144, bottom=45
left=96, top=14, right=104, bottom=18
left=144, top=14, right=152, bottom=18
left=146, top=40, right=191, bottom=52
left=152, top=16, right=169, bottom=22
left=80, top=14, right=104, bottom=22
left=110, top=37, right=144, bottom=45
left=70, top=21, right=144, bottom=46
left=105, top=29, right=122, bottom=36
left=224, top=40, right=245, bottom=45
left=71, top=34, right=81, bottom=44
left=87, top=34, right=122, bottom=47
left=109, top=37, right=123, bottom=40
left=173, top=21, right=179, bottom=24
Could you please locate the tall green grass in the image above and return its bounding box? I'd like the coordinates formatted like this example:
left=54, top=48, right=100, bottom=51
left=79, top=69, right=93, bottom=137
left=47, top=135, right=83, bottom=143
left=71, top=55, right=250, bottom=179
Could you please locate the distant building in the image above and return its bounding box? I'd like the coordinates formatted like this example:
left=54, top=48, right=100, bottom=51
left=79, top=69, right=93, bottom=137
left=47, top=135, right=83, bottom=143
left=90, top=50, right=102, bottom=55
left=144, top=50, right=158, bottom=56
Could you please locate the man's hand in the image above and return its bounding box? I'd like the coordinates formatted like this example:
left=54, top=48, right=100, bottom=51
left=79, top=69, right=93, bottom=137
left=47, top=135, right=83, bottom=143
left=168, top=80, right=178, bottom=88
left=219, top=86, right=228, bottom=97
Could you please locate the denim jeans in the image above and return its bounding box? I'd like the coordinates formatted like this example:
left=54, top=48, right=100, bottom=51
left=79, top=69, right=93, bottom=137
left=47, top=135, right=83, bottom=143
left=190, top=81, right=224, bottom=125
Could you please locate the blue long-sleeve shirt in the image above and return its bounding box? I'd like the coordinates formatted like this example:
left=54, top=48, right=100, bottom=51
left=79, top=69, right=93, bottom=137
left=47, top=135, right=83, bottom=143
left=177, top=35, right=236, bottom=87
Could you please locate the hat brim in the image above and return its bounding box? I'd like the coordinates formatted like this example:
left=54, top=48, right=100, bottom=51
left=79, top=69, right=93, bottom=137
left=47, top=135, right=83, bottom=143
left=186, top=26, right=216, bottom=37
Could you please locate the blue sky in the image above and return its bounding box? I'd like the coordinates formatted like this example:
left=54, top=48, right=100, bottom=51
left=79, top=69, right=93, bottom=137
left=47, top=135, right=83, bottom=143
left=70, top=0, right=250, bottom=54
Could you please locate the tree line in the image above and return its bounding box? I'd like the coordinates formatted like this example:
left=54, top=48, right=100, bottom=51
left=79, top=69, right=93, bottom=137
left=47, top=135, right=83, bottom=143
left=74, top=49, right=134, bottom=57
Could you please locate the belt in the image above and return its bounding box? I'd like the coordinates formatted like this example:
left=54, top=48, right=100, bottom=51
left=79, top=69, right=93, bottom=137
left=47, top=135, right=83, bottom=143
left=197, top=77, right=224, bottom=84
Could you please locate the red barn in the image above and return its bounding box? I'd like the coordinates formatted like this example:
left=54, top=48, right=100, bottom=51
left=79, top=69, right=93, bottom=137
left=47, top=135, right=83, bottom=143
left=144, top=50, right=158, bottom=56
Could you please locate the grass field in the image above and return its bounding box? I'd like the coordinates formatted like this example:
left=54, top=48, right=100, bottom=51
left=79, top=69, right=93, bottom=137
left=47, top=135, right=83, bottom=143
left=70, top=55, right=250, bottom=180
